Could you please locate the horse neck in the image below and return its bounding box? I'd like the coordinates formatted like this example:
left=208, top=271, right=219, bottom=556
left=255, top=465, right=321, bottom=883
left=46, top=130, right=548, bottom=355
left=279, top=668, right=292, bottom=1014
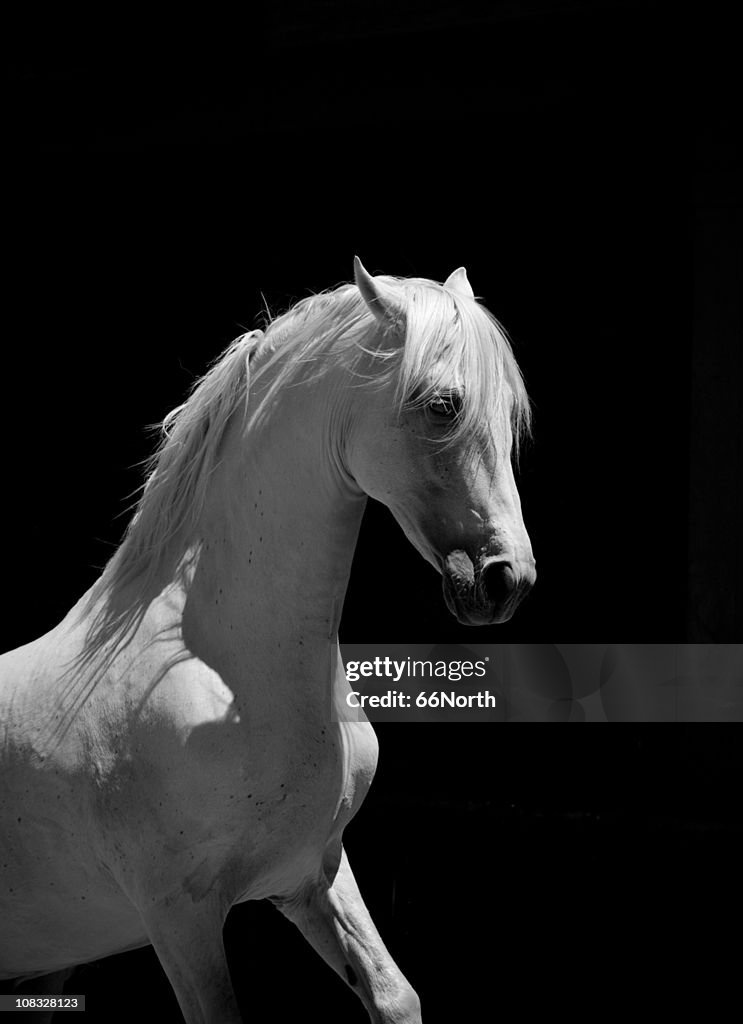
left=181, top=369, right=366, bottom=678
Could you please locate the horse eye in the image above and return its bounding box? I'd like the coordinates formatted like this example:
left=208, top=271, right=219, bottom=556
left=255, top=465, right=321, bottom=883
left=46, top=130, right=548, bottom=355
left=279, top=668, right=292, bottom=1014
left=427, top=393, right=461, bottom=418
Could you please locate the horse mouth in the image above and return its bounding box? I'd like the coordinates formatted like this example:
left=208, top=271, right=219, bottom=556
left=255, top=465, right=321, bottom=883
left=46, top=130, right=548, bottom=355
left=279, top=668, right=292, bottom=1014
left=441, top=549, right=527, bottom=626
left=442, top=577, right=515, bottom=626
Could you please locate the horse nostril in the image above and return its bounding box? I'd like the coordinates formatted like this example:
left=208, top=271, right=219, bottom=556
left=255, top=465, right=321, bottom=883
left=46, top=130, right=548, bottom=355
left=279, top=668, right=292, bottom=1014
left=481, top=561, right=516, bottom=606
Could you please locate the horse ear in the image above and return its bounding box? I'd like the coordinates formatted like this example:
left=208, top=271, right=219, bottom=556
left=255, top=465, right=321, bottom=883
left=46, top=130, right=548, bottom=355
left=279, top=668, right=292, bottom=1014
left=353, top=256, right=404, bottom=330
left=444, top=267, right=475, bottom=299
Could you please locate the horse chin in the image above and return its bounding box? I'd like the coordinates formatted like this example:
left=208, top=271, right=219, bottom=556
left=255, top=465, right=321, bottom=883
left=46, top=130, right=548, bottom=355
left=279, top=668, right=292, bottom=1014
left=441, top=578, right=512, bottom=626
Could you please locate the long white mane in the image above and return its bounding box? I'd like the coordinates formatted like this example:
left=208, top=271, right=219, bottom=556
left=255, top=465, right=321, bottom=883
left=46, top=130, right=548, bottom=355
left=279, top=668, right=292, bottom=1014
left=75, top=273, right=530, bottom=687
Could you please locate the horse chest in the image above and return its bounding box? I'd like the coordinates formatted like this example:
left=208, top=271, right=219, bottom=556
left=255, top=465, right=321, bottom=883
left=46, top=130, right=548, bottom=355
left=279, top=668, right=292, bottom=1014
left=93, top=706, right=377, bottom=903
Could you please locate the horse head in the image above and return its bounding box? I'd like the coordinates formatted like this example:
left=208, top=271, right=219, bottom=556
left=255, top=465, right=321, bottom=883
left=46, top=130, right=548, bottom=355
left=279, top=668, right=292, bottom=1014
left=347, top=258, right=536, bottom=625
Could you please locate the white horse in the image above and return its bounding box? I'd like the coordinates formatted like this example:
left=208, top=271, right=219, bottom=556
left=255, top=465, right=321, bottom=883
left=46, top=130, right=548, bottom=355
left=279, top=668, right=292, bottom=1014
left=0, top=259, right=535, bottom=1023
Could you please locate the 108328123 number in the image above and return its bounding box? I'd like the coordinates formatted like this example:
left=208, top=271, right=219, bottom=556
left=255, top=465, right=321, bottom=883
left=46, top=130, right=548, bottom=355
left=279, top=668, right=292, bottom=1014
left=0, top=995, right=85, bottom=1011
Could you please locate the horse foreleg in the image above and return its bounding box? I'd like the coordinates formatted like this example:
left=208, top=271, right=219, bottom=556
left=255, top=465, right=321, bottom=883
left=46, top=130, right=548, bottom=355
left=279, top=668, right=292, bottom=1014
left=138, top=896, right=241, bottom=1024
left=278, top=846, right=421, bottom=1024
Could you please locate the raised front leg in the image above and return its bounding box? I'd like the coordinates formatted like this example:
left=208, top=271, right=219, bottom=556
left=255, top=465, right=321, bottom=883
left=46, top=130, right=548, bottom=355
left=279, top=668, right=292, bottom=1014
left=277, top=846, right=421, bottom=1024
left=138, top=895, right=241, bottom=1024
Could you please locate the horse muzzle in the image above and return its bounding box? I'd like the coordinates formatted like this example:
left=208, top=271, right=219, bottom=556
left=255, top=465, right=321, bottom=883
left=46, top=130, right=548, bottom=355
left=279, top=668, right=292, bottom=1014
left=442, top=550, right=536, bottom=625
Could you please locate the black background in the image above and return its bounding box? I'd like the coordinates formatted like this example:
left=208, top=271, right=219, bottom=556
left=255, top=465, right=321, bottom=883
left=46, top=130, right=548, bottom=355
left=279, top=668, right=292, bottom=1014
left=4, top=2, right=741, bottom=1020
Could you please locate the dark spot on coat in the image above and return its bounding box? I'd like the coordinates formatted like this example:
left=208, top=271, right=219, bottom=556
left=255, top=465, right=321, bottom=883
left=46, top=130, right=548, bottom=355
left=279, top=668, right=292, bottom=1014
left=345, top=965, right=358, bottom=986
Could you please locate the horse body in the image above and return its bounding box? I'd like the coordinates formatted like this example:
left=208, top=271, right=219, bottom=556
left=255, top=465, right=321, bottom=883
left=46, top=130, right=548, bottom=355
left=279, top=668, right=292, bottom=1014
left=0, top=601, right=374, bottom=976
left=0, top=260, right=535, bottom=1022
